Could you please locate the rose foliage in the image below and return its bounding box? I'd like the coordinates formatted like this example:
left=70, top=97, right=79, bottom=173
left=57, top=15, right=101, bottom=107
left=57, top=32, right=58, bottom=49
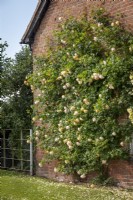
left=128, top=72, right=133, bottom=124
left=27, top=10, right=133, bottom=178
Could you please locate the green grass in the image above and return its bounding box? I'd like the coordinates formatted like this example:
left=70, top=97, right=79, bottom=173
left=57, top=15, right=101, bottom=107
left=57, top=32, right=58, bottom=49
left=0, top=170, right=133, bottom=200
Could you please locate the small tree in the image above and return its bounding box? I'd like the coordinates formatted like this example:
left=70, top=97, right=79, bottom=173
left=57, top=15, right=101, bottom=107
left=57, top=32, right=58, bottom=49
left=28, top=9, right=133, bottom=177
left=1, top=42, right=33, bottom=130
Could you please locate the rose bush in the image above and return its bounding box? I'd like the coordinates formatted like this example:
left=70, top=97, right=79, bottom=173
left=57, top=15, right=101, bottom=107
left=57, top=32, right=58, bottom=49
left=27, top=9, right=133, bottom=178
left=128, top=72, right=133, bottom=124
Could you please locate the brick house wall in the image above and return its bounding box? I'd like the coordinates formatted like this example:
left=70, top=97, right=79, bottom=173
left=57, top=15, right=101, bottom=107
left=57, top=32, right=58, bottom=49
left=108, top=160, right=133, bottom=188
left=32, top=0, right=133, bottom=57
left=23, top=0, right=133, bottom=188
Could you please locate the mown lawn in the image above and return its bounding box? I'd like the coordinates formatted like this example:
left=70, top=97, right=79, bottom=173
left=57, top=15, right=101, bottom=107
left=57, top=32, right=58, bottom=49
left=0, top=170, right=133, bottom=200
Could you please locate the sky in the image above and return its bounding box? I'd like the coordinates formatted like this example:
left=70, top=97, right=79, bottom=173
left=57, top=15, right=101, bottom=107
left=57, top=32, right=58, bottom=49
left=0, top=0, right=38, bottom=58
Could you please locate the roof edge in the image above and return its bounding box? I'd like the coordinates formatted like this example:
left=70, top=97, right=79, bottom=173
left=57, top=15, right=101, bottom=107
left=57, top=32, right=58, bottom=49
left=21, top=0, right=50, bottom=45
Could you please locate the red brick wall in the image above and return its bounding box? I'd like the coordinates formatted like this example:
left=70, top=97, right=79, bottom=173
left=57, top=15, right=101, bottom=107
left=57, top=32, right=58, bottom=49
left=32, top=0, right=133, bottom=188
left=108, top=160, right=133, bottom=189
left=35, top=147, right=76, bottom=182
left=32, top=0, right=133, bottom=57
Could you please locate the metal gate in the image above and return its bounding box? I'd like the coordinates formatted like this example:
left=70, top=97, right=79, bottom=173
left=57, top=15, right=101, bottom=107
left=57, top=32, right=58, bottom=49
left=0, top=129, right=33, bottom=175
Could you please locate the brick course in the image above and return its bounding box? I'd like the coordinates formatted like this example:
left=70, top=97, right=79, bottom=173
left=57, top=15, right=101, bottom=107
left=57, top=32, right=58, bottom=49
left=30, top=0, right=133, bottom=188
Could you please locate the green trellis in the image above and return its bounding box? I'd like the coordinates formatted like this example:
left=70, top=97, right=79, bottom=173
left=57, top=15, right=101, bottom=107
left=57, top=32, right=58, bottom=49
left=0, top=129, right=33, bottom=175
